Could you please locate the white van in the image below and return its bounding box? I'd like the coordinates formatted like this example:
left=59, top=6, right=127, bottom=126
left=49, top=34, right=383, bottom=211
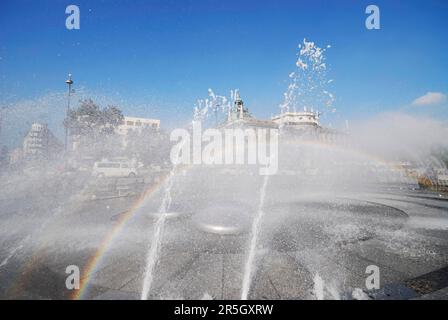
left=92, top=161, right=138, bottom=178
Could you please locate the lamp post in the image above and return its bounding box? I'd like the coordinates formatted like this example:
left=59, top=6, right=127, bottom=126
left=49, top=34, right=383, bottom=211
left=65, top=73, right=74, bottom=153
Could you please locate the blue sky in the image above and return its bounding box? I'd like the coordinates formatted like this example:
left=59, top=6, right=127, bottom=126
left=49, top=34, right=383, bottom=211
left=0, top=0, right=447, bottom=145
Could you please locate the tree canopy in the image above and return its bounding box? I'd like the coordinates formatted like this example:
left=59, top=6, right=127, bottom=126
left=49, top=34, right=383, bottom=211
left=65, top=99, right=124, bottom=137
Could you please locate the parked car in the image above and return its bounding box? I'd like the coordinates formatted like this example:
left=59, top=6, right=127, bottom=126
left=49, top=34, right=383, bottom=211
left=92, top=161, right=138, bottom=178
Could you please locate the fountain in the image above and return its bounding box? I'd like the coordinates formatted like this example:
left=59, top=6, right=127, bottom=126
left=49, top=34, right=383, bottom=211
left=313, top=273, right=324, bottom=300
left=1, top=37, right=448, bottom=302
left=192, top=202, right=252, bottom=235
left=140, top=165, right=177, bottom=300
left=241, top=174, right=269, bottom=300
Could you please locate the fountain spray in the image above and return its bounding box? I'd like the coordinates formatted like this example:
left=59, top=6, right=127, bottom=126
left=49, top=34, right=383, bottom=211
left=241, top=174, right=270, bottom=300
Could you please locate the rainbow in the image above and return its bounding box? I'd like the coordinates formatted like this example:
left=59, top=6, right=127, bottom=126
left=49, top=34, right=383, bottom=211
left=72, top=171, right=172, bottom=300
left=71, top=140, right=409, bottom=299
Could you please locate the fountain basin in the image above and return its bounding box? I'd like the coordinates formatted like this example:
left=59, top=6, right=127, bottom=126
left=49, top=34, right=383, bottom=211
left=192, top=202, right=253, bottom=235
left=264, top=198, right=409, bottom=252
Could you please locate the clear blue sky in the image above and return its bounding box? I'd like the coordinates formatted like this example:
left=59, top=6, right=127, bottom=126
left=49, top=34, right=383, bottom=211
left=0, top=0, right=447, bottom=145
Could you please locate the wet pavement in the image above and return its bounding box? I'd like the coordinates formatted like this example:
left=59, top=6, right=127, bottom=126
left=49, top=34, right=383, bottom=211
left=0, top=168, right=447, bottom=300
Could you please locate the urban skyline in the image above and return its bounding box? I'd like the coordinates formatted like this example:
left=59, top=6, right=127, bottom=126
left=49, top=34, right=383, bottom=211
left=1, top=0, right=447, bottom=148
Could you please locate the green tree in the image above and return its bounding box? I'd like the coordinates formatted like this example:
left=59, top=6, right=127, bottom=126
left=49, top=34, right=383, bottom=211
left=65, top=99, right=124, bottom=139
left=101, top=105, right=124, bottom=135
left=64, top=99, right=124, bottom=158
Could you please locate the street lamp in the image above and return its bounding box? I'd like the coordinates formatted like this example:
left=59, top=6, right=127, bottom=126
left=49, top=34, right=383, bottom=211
left=65, top=73, right=74, bottom=152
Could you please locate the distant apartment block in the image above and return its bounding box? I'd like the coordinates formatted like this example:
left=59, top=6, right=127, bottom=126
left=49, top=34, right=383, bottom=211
left=116, top=116, right=160, bottom=135
left=23, top=123, right=62, bottom=159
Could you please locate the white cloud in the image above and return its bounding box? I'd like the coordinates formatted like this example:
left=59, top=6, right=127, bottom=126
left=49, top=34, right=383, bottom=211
left=412, top=92, right=447, bottom=106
